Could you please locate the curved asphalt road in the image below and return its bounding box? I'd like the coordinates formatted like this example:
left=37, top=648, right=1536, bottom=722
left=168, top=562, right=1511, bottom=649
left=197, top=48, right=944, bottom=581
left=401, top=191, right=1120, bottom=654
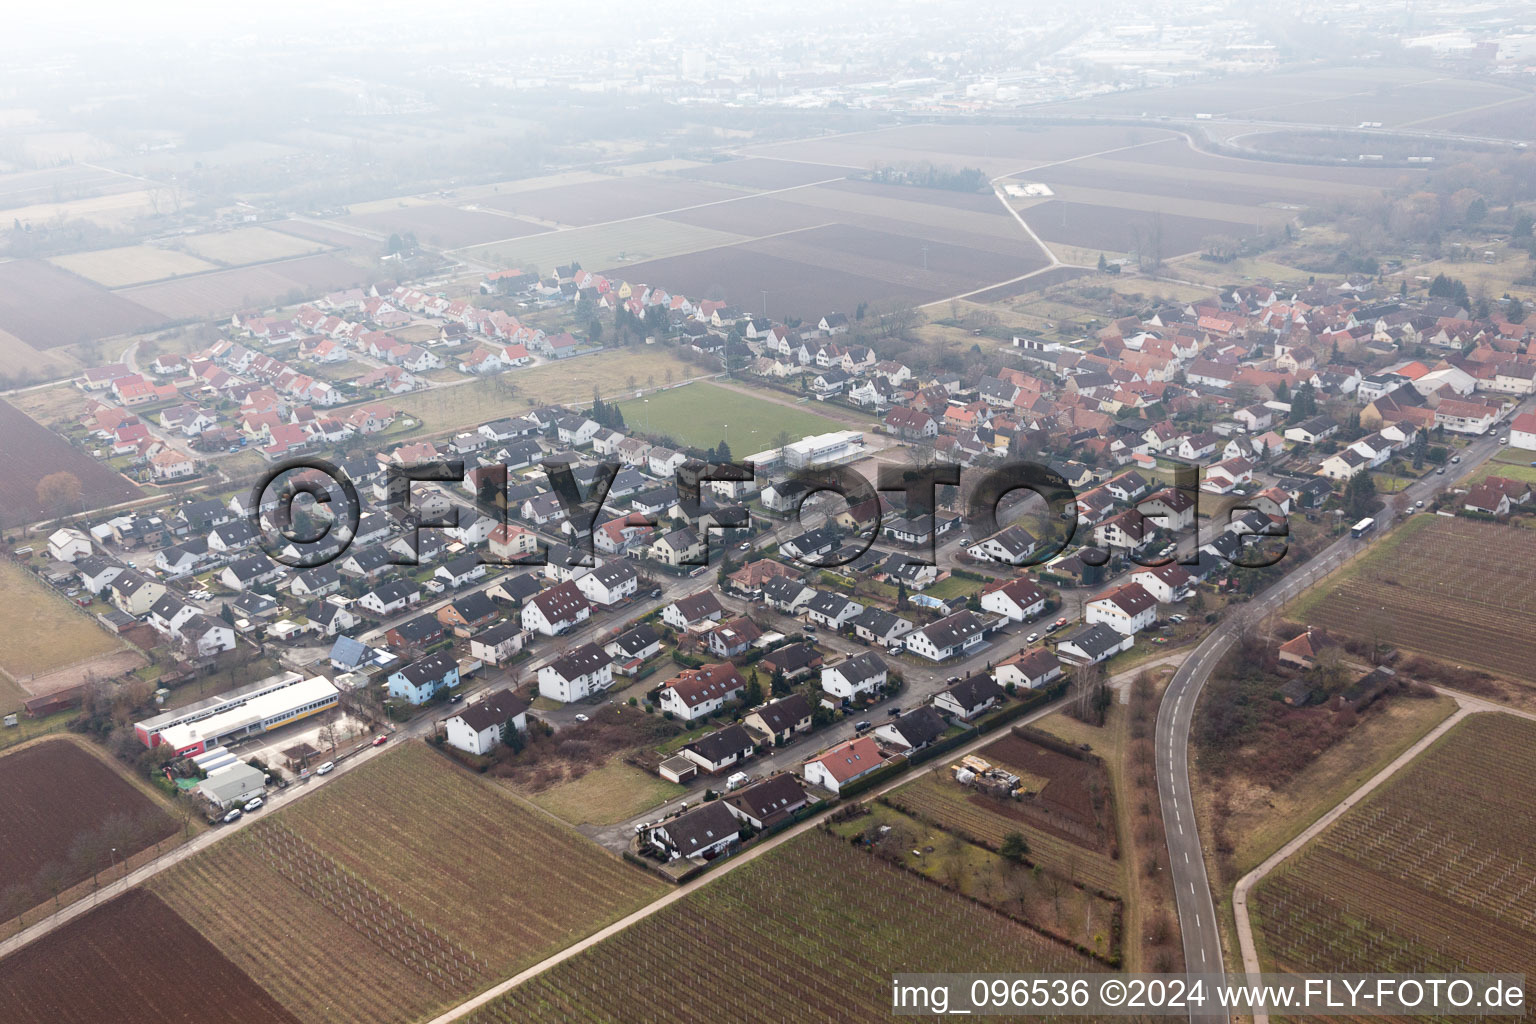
left=1157, top=414, right=1522, bottom=1021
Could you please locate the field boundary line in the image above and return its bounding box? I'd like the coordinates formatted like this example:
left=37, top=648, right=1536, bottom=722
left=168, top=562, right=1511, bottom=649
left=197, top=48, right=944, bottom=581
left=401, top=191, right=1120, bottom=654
left=1230, top=702, right=1474, bottom=1024
left=444, top=175, right=851, bottom=253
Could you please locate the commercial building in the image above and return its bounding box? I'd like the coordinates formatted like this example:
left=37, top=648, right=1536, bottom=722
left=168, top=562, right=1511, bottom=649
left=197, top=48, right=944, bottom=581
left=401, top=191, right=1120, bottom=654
left=135, top=671, right=340, bottom=755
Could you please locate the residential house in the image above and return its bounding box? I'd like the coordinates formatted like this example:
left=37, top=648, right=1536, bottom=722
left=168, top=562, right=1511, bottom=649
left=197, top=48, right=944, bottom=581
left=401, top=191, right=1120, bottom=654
left=820, top=652, right=889, bottom=701
left=724, top=774, right=810, bottom=829
left=979, top=578, right=1046, bottom=622
left=469, top=620, right=526, bottom=666
left=387, top=652, right=460, bottom=705
left=647, top=801, right=741, bottom=861
left=1056, top=622, right=1133, bottom=664
left=933, top=674, right=1005, bottom=721
left=995, top=648, right=1062, bottom=690
left=659, top=663, right=746, bottom=721
left=873, top=706, right=947, bottom=754
left=802, top=736, right=885, bottom=794
left=445, top=689, right=530, bottom=755
left=1085, top=582, right=1158, bottom=635
left=537, top=643, right=614, bottom=702
left=904, top=611, right=986, bottom=662
left=682, top=723, right=756, bottom=774
left=743, top=693, right=814, bottom=745
left=663, top=591, right=724, bottom=631
left=521, top=580, right=590, bottom=636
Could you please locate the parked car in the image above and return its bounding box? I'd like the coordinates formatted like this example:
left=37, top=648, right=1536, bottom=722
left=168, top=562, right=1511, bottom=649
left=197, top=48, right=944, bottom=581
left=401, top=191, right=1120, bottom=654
left=853, top=720, right=872, bottom=734
left=1048, top=617, right=1068, bottom=632
left=887, top=706, right=903, bottom=717
left=316, top=761, right=335, bottom=776
left=649, top=588, right=663, bottom=599
left=946, top=675, right=961, bottom=684
left=243, top=797, right=264, bottom=812
left=1026, top=632, right=1041, bottom=644
left=574, top=713, right=589, bottom=722
left=221, top=808, right=243, bottom=824
left=803, top=624, right=817, bottom=633
left=1452, top=455, right=1461, bottom=463
left=1501, top=437, right=1509, bottom=445
left=372, top=734, right=388, bottom=746
left=1436, top=468, right=1445, bottom=474
left=1414, top=500, right=1424, bottom=509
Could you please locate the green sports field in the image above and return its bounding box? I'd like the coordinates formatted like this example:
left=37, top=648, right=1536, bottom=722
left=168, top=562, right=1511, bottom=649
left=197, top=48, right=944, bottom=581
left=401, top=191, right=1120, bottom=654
left=618, top=381, right=850, bottom=452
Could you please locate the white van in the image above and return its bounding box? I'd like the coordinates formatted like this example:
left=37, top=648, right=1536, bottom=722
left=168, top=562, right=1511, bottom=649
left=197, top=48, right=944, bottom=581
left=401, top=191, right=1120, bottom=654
left=726, top=771, right=748, bottom=791
left=316, top=761, right=336, bottom=776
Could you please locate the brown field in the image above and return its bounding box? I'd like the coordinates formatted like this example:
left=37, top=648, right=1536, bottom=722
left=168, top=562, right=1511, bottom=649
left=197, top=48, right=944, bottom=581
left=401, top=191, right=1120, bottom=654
left=603, top=243, right=942, bottom=321
left=1024, top=160, right=1336, bottom=208
left=0, top=738, right=176, bottom=920
left=1293, top=516, right=1536, bottom=687
left=0, top=260, right=164, bottom=349
left=0, top=560, right=128, bottom=684
left=981, top=728, right=1118, bottom=855
left=821, top=176, right=1007, bottom=213
left=1254, top=714, right=1536, bottom=1005
left=1100, top=136, right=1430, bottom=186
left=0, top=398, right=142, bottom=527
left=0, top=164, right=145, bottom=211
left=746, top=122, right=1175, bottom=177
left=47, top=245, right=219, bottom=287
left=676, top=157, right=850, bottom=189
left=748, top=221, right=1047, bottom=296
left=0, top=889, right=299, bottom=1024
left=0, top=328, right=80, bottom=381
left=176, top=226, right=329, bottom=265
left=153, top=742, right=664, bottom=1024
left=340, top=205, right=547, bottom=249
left=121, top=254, right=370, bottom=319
left=1022, top=199, right=1256, bottom=257
left=267, top=218, right=383, bottom=249
left=479, top=176, right=740, bottom=226
left=660, top=192, right=839, bottom=236
left=465, top=830, right=1099, bottom=1024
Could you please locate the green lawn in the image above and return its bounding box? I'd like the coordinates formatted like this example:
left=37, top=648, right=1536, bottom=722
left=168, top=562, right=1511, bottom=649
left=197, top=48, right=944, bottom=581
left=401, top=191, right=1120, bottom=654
left=618, top=381, right=849, bottom=452
left=528, top=757, right=685, bottom=825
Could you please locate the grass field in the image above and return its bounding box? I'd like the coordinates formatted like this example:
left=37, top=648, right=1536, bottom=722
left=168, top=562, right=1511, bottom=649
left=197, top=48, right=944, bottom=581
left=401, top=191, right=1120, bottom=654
left=391, top=350, right=702, bottom=435
left=1288, top=516, right=1536, bottom=686
left=617, top=380, right=851, bottom=451
left=885, top=772, right=1123, bottom=896
left=1219, top=692, right=1456, bottom=876
left=524, top=757, right=684, bottom=826
left=464, top=829, right=1098, bottom=1023
left=1254, top=714, right=1536, bottom=989
left=152, top=742, right=664, bottom=1024
left=178, top=227, right=330, bottom=265
left=48, top=245, right=219, bottom=287
left=0, top=561, right=126, bottom=682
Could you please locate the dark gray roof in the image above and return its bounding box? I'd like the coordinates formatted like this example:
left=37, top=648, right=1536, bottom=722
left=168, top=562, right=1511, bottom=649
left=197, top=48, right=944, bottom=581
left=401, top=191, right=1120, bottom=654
left=940, top=674, right=1004, bottom=712
left=830, top=651, right=887, bottom=686
left=544, top=642, right=609, bottom=680
left=888, top=705, right=947, bottom=748
left=727, top=774, right=808, bottom=824
left=660, top=800, right=740, bottom=858
left=747, top=693, right=812, bottom=733
left=685, top=723, right=755, bottom=764
left=456, top=689, right=530, bottom=732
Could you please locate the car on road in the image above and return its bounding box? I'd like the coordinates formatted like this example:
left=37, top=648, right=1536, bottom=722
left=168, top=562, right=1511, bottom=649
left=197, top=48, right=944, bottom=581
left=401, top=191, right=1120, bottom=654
left=447, top=692, right=464, bottom=702
left=1436, top=467, right=1445, bottom=474
left=1026, top=632, right=1040, bottom=644
left=1452, top=455, right=1461, bottom=463
left=1414, top=500, right=1424, bottom=509
left=1170, top=614, right=1187, bottom=624
left=221, top=808, right=243, bottom=824
left=946, top=675, right=961, bottom=684
left=737, top=542, right=750, bottom=550
left=316, top=761, right=335, bottom=776
left=372, top=734, right=388, bottom=746
left=574, top=713, right=589, bottom=722
left=887, top=706, right=902, bottom=717
left=649, top=588, right=663, bottom=599
left=243, top=797, right=264, bottom=812
left=1501, top=436, right=1509, bottom=445
left=803, top=624, right=817, bottom=633
left=1048, top=617, right=1068, bottom=631
left=853, top=720, right=872, bottom=734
